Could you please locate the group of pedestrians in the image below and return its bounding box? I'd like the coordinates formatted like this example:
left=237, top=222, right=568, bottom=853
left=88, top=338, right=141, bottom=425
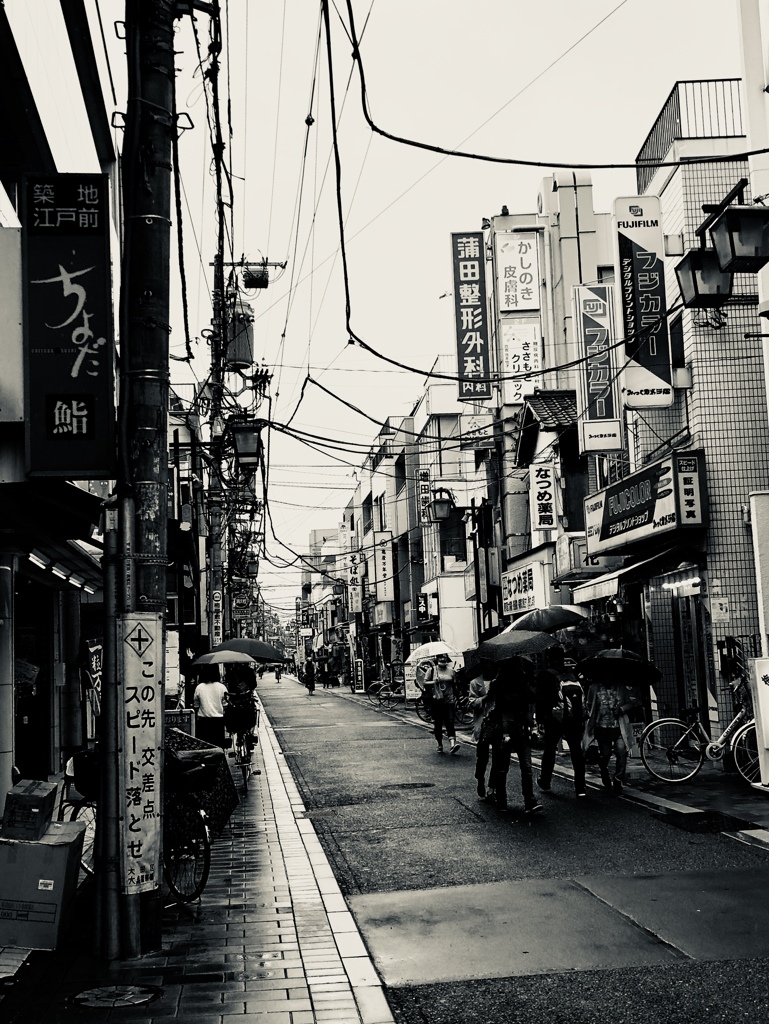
left=418, top=647, right=641, bottom=814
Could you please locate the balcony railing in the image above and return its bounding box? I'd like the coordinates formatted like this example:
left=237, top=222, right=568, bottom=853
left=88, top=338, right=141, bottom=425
left=636, top=79, right=745, bottom=193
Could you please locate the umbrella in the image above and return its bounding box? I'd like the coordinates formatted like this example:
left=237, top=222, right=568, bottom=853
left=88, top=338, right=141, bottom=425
left=476, top=629, right=558, bottom=662
left=192, top=650, right=257, bottom=667
left=578, top=647, right=662, bottom=686
left=507, top=605, right=588, bottom=633
left=405, top=641, right=462, bottom=665
left=214, top=638, right=282, bottom=662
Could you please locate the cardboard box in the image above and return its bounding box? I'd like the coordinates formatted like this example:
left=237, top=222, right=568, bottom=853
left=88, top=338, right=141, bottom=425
left=0, top=820, right=85, bottom=949
left=1, top=780, right=57, bottom=841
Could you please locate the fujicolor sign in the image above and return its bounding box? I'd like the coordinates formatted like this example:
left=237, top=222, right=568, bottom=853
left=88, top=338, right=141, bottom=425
left=584, top=450, right=707, bottom=555
left=573, top=284, right=623, bottom=453
left=612, top=196, right=673, bottom=409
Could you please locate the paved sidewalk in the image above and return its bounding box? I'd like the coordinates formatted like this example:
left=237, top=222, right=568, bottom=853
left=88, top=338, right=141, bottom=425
left=0, top=699, right=394, bottom=1023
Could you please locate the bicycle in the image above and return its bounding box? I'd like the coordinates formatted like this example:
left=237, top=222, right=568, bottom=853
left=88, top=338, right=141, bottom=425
left=639, top=680, right=758, bottom=785
left=413, top=688, right=472, bottom=727
left=224, top=691, right=261, bottom=791
left=57, top=746, right=217, bottom=903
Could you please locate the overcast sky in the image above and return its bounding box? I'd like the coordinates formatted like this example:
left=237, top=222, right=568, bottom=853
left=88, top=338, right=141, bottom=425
left=151, top=1, right=743, bottom=614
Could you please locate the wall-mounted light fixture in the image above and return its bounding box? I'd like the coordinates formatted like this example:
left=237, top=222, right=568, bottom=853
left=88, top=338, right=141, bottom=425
left=426, top=488, right=456, bottom=523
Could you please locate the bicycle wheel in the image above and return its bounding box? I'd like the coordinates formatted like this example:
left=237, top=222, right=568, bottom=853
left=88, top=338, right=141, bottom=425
left=732, top=722, right=761, bottom=785
left=70, top=802, right=97, bottom=875
left=453, top=698, right=473, bottom=728
left=414, top=696, right=433, bottom=724
left=235, top=733, right=251, bottom=791
left=639, top=718, right=705, bottom=782
left=366, top=682, right=384, bottom=706
left=379, top=687, right=403, bottom=710
left=163, top=807, right=211, bottom=903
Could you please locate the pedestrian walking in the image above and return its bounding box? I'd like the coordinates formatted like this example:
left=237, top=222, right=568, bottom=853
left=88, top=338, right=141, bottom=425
left=468, top=662, right=492, bottom=798
left=485, top=657, right=541, bottom=814
left=535, top=648, right=586, bottom=798
left=304, top=659, right=316, bottom=697
left=583, top=674, right=640, bottom=794
left=193, top=669, right=229, bottom=748
left=419, top=653, right=460, bottom=754
left=275, top=664, right=282, bottom=682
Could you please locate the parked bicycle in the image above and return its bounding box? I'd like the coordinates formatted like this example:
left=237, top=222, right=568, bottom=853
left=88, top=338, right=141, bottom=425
left=57, top=745, right=220, bottom=903
left=639, top=679, right=758, bottom=785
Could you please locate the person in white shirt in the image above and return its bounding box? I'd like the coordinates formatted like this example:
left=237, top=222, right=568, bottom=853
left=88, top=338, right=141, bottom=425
left=193, top=674, right=229, bottom=748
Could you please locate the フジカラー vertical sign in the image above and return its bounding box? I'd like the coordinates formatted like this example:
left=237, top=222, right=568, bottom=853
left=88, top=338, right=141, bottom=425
left=451, top=232, right=492, bottom=402
left=573, top=284, right=624, bottom=453
left=22, top=174, right=114, bottom=477
left=612, top=196, right=673, bottom=409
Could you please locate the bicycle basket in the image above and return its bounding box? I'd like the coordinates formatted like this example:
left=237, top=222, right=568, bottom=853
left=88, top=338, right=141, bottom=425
left=72, top=749, right=99, bottom=801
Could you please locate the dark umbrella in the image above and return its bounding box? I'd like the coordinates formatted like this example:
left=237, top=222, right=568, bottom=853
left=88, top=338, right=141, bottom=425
left=477, top=629, right=558, bottom=662
left=508, top=605, right=588, bottom=633
left=214, top=638, right=282, bottom=662
left=578, top=647, right=662, bottom=687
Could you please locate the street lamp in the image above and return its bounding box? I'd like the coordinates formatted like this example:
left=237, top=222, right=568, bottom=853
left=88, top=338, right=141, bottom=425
left=229, top=417, right=261, bottom=475
left=675, top=247, right=733, bottom=308
left=426, top=488, right=456, bottom=523
left=709, top=203, right=769, bottom=272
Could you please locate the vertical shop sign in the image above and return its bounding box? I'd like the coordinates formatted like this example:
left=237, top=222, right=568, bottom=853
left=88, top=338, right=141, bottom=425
left=451, top=232, right=492, bottom=401
left=500, top=319, right=541, bottom=405
left=495, top=232, right=540, bottom=311
left=117, top=613, right=163, bottom=895
left=612, top=196, right=673, bottom=408
left=530, top=463, right=556, bottom=532
left=348, top=550, right=363, bottom=613
left=211, top=589, right=223, bottom=647
left=374, top=531, right=394, bottom=602
left=21, top=174, right=114, bottom=476
left=573, top=285, right=624, bottom=452
left=418, top=467, right=432, bottom=524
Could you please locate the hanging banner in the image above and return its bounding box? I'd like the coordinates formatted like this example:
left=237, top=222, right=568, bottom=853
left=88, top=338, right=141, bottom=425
left=573, top=285, right=624, bottom=452
left=530, top=463, right=557, bottom=532
left=495, top=231, right=540, bottom=311
left=374, top=531, right=394, bottom=602
left=612, top=196, right=673, bottom=408
left=500, top=318, right=541, bottom=406
left=451, top=232, right=492, bottom=402
left=117, top=613, right=163, bottom=895
left=22, top=174, right=115, bottom=477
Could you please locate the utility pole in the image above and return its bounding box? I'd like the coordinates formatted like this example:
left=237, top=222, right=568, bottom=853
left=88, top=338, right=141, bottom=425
left=101, top=0, right=176, bottom=959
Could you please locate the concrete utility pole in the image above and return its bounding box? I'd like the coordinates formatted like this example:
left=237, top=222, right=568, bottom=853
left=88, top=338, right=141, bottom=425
left=100, top=0, right=175, bottom=960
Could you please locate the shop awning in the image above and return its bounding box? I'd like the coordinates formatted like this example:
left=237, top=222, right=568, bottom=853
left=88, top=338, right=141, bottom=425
left=571, top=548, right=678, bottom=603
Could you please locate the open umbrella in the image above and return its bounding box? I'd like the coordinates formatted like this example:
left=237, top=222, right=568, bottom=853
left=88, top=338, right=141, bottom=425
left=192, top=650, right=257, bottom=667
left=507, top=605, right=588, bottom=633
left=578, top=647, right=661, bottom=687
left=405, top=641, right=461, bottom=665
left=476, top=629, right=558, bottom=662
left=214, top=638, right=282, bottom=662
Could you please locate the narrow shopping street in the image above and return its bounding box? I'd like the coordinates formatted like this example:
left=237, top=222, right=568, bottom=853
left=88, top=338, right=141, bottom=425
left=7, top=671, right=769, bottom=1024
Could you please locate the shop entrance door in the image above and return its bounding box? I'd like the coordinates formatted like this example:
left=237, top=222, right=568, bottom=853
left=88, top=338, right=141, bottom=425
left=672, top=592, right=714, bottom=730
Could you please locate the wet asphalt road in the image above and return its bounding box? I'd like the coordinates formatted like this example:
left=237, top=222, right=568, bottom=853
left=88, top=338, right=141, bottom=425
left=260, top=676, right=769, bottom=1024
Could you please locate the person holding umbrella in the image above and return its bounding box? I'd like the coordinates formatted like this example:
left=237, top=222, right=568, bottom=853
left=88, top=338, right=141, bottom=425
left=535, top=648, right=586, bottom=798
left=193, top=665, right=229, bottom=748
left=419, top=653, right=460, bottom=754
left=484, top=656, right=542, bottom=814
left=582, top=667, right=641, bottom=794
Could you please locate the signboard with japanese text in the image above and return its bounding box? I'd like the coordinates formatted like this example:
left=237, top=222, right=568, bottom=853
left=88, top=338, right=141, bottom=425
left=451, top=232, right=492, bottom=402
left=495, top=231, right=540, bottom=311
left=573, top=285, right=624, bottom=453
left=117, top=613, right=163, bottom=895
left=501, top=558, right=550, bottom=617
left=418, top=467, right=432, bottom=524
left=22, top=174, right=114, bottom=476
left=584, top=449, right=707, bottom=555
left=500, top=319, right=541, bottom=406
left=530, top=463, right=557, bottom=532
left=612, top=196, right=673, bottom=409
left=374, top=531, right=394, bottom=603
left=348, top=550, right=363, bottom=613
left=459, top=413, right=495, bottom=450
